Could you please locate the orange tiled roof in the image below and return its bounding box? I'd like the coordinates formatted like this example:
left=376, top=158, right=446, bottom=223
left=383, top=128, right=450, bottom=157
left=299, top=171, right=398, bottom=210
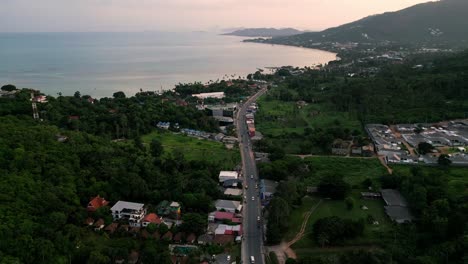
left=87, top=195, right=109, bottom=212
left=142, top=213, right=162, bottom=224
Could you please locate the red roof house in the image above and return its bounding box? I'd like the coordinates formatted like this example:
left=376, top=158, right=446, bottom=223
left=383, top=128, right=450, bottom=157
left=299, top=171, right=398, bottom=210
left=141, top=213, right=163, bottom=227
left=87, top=195, right=109, bottom=212
left=215, top=211, right=235, bottom=221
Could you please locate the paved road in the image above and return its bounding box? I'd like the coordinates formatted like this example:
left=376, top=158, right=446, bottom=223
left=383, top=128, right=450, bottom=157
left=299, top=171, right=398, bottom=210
left=237, top=88, right=267, bottom=264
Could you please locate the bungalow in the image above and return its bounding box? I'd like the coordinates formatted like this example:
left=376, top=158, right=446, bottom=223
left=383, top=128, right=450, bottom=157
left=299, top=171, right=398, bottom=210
left=105, top=223, right=119, bottom=234
left=173, top=232, right=185, bottom=243
left=197, top=234, right=213, bottom=245
left=162, top=231, right=174, bottom=241
left=186, top=233, right=196, bottom=244
left=111, top=201, right=146, bottom=227
left=213, top=234, right=235, bottom=245
left=87, top=195, right=109, bottom=212
left=218, top=171, right=239, bottom=183
left=84, top=217, right=94, bottom=226
left=157, top=201, right=182, bottom=219
left=141, top=213, right=163, bottom=227
left=215, top=200, right=242, bottom=213
left=94, top=219, right=105, bottom=231
left=157, top=122, right=171, bottom=130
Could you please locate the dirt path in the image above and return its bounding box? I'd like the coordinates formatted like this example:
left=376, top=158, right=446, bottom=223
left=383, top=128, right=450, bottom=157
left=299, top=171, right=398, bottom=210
left=267, top=200, right=322, bottom=263
left=378, top=155, right=393, bottom=174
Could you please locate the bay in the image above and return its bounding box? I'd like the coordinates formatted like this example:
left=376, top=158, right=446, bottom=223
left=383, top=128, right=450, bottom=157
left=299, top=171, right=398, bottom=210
left=0, top=32, right=336, bottom=97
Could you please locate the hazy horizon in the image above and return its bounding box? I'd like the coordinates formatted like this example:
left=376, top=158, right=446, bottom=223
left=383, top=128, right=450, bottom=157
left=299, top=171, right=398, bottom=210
left=1, top=0, right=435, bottom=33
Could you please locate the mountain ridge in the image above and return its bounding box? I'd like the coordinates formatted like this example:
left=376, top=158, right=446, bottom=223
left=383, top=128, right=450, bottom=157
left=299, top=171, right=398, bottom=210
left=251, top=0, right=468, bottom=47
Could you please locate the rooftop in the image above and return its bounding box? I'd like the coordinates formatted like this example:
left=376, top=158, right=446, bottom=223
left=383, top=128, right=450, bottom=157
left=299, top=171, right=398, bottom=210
left=381, top=189, right=408, bottom=207
left=111, top=201, right=145, bottom=212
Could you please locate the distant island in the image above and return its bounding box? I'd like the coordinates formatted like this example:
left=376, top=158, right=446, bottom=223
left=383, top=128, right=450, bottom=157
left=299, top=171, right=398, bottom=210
left=223, top=27, right=306, bottom=37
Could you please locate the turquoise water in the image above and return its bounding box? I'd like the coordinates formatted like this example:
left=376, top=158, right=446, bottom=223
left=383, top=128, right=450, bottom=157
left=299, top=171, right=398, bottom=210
left=0, top=32, right=336, bottom=97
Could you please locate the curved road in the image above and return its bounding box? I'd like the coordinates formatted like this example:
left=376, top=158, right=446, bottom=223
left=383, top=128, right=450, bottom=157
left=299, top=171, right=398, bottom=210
left=237, top=87, right=267, bottom=264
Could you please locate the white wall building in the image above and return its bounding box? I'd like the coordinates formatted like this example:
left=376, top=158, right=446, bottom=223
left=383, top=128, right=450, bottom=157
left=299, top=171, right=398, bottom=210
left=111, top=201, right=146, bottom=227
left=218, top=171, right=239, bottom=183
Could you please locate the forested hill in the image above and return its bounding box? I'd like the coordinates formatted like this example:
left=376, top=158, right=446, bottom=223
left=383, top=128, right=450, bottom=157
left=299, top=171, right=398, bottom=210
left=253, top=0, right=468, bottom=47
left=223, top=27, right=304, bottom=37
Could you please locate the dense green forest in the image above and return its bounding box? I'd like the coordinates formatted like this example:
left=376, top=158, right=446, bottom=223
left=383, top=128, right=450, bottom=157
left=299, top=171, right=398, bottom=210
left=0, top=81, right=251, bottom=263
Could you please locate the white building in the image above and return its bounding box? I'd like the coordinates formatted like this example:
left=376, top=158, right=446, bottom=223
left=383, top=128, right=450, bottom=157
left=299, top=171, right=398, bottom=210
left=111, top=201, right=146, bottom=227
left=215, top=200, right=242, bottom=213
left=192, top=92, right=225, bottom=99
left=218, top=171, right=239, bottom=183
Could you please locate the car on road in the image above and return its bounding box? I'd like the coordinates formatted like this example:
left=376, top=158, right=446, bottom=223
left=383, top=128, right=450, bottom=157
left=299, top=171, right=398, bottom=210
left=250, top=256, right=255, bottom=263
left=255, top=184, right=258, bottom=189
left=251, top=196, right=255, bottom=201
left=227, top=255, right=231, bottom=261
left=250, top=175, right=254, bottom=179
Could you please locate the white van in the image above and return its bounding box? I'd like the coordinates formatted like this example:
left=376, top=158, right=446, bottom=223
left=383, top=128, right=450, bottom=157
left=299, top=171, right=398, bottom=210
left=250, top=256, right=255, bottom=263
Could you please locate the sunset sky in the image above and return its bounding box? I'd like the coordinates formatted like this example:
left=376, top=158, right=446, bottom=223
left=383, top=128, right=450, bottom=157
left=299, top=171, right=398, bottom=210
left=1, top=0, right=435, bottom=32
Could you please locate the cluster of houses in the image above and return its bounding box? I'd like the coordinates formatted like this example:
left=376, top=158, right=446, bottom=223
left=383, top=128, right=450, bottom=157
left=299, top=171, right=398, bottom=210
left=85, top=196, right=197, bottom=242
left=198, top=170, right=245, bottom=246
left=156, top=121, right=179, bottom=130
left=366, top=120, right=468, bottom=165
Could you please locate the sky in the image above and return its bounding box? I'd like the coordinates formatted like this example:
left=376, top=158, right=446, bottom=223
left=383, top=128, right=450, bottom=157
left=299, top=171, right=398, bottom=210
left=0, top=0, right=435, bottom=32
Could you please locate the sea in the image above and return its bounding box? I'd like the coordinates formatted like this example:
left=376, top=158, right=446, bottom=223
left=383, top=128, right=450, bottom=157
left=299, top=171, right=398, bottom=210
left=0, top=32, right=336, bottom=98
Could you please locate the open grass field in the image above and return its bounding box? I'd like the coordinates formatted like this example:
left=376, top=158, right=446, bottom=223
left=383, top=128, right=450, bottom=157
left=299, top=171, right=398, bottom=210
left=303, top=156, right=388, bottom=186
left=142, top=130, right=240, bottom=169
left=256, top=97, right=362, bottom=138
left=289, top=193, right=392, bottom=259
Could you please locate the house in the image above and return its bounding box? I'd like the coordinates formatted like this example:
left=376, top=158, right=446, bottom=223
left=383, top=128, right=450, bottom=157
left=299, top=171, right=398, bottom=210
left=128, top=251, right=139, bottom=264
left=111, top=201, right=146, bottom=227
left=213, top=234, right=235, bottom=245
left=222, top=179, right=243, bottom=188
left=222, top=136, right=239, bottom=144
left=84, top=217, right=94, bottom=226
left=224, top=188, right=242, bottom=196
left=32, top=95, right=48, bottom=103
left=296, top=100, right=307, bottom=108
left=197, top=234, right=213, bottom=245
left=260, top=179, right=278, bottom=201
left=331, top=139, right=350, bottom=156
left=157, top=201, right=182, bottom=219
left=173, top=232, right=185, bottom=243
left=215, top=200, right=242, bottom=213
left=218, top=171, right=239, bottom=183
left=208, top=211, right=235, bottom=222
left=94, top=219, right=105, bottom=231
left=141, top=213, right=163, bottom=227
left=157, top=122, right=171, bottom=130
left=186, top=233, right=196, bottom=244
left=87, top=195, right=109, bottom=212
left=162, top=231, right=173, bottom=241
left=381, top=189, right=413, bottom=223
left=105, top=223, right=119, bottom=234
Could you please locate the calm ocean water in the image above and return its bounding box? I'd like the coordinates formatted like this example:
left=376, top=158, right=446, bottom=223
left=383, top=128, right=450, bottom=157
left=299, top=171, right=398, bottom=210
left=0, top=32, right=336, bottom=97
